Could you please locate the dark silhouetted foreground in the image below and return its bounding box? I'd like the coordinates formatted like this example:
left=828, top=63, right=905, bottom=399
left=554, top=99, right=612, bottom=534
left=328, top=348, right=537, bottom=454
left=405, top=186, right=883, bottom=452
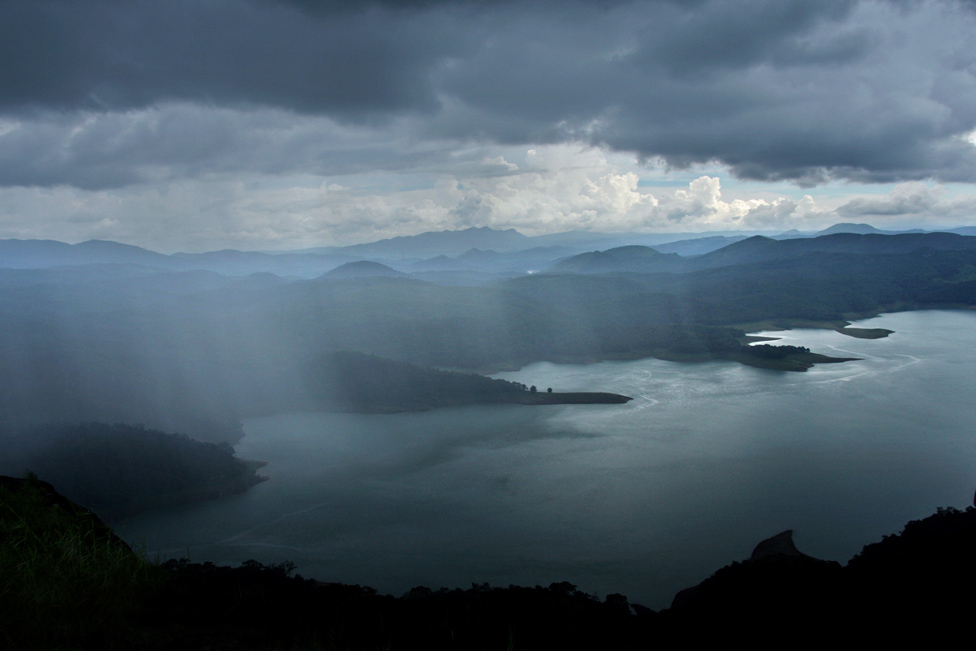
left=4, top=474, right=976, bottom=649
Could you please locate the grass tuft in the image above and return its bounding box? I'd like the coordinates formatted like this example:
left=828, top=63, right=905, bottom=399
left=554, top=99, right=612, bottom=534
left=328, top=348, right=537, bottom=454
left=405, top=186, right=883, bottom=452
left=0, top=474, right=165, bottom=650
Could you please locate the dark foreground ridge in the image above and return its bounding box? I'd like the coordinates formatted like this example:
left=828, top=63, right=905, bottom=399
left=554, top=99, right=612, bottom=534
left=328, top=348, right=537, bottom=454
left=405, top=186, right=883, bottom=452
left=4, top=474, right=976, bottom=649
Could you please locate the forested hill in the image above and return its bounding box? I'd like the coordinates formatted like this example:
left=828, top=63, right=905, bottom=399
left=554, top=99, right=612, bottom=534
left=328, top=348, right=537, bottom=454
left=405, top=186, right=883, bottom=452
left=550, top=245, right=679, bottom=273
left=303, top=351, right=630, bottom=412
left=1, top=234, right=975, bottom=441
left=4, top=473, right=976, bottom=648
left=0, top=423, right=266, bottom=520
left=691, top=231, right=976, bottom=269
left=550, top=231, right=976, bottom=274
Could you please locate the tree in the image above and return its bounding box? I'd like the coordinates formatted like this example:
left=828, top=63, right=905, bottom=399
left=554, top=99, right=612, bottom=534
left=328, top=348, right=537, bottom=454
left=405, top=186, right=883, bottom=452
left=530, top=385, right=537, bottom=393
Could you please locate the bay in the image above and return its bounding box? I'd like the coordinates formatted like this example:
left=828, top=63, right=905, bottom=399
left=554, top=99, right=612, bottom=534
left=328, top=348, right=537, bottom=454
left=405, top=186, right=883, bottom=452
left=117, top=310, right=976, bottom=608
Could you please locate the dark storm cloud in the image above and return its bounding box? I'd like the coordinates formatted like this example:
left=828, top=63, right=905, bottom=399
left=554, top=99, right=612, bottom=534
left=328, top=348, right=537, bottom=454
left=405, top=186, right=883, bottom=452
left=0, top=0, right=454, bottom=116
left=2, top=0, right=976, bottom=188
left=429, top=0, right=976, bottom=184
left=628, top=0, right=862, bottom=75
left=0, top=106, right=464, bottom=190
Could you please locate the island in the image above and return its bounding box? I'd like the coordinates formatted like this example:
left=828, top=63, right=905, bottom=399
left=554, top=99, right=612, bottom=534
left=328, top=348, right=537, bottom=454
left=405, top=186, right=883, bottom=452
left=649, top=343, right=857, bottom=372
left=728, top=344, right=859, bottom=371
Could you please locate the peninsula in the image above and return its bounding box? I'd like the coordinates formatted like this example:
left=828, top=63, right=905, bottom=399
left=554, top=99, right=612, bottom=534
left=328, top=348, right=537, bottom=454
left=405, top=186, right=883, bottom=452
left=304, top=351, right=632, bottom=413
left=498, top=391, right=632, bottom=405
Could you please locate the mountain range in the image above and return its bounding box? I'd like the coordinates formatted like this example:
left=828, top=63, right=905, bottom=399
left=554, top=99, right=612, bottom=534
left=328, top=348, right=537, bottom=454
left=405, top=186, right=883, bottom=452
left=3, top=223, right=975, bottom=281
left=3, top=226, right=976, bottom=440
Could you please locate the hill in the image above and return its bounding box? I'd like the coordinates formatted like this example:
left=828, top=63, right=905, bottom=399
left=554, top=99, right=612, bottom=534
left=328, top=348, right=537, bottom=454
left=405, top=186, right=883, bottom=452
left=0, top=423, right=267, bottom=520
left=5, top=476, right=976, bottom=648
left=325, top=260, right=406, bottom=279
left=0, top=238, right=172, bottom=269
left=651, top=235, right=747, bottom=256
left=692, top=232, right=976, bottom=269
left=0, top=238, right=358, bottom=278
left=338, top=226, right=532, bottom=258
left=550, top=245, right=678, bottom=273
left=547, top=232, right=976, bottom=274
left=816, top=222, right=884, bottom=235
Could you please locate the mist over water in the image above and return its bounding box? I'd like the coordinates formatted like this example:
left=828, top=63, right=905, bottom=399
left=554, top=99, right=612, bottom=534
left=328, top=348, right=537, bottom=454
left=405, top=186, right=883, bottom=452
left=118, top=311, right=976, bottom=609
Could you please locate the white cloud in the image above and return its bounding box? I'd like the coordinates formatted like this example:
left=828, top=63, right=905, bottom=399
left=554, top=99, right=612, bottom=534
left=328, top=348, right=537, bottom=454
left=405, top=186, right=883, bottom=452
left=648, top=176, right=824, bottom=231
left=3, top=145, right=976, bottom=252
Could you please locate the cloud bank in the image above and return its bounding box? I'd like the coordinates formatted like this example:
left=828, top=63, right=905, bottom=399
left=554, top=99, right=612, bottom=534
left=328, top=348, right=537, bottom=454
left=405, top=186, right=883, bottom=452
left=1, top=0, right=975, bottom=248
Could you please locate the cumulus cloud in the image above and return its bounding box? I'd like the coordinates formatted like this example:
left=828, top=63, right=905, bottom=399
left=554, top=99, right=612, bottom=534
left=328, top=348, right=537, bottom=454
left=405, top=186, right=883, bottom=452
left=0, top=145, right=827, bottom=249
left=639, top=175, right=835, bottom=232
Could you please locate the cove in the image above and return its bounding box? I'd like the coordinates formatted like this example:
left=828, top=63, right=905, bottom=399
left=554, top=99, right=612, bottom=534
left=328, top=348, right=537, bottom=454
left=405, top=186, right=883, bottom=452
left=117, top=310, right=976, bottom=609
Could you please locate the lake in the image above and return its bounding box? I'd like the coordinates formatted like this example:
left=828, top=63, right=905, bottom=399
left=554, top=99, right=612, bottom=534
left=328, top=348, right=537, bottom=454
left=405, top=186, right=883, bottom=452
left=117, top=310, right=976, bottom=609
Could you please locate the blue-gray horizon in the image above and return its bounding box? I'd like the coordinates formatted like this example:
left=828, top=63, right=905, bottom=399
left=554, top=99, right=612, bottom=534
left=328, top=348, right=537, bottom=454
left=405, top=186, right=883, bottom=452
left=2, top=0, right=976, bottom=252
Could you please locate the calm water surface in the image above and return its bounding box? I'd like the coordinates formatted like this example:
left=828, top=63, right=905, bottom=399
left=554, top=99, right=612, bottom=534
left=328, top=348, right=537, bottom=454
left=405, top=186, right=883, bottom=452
left=118, top=311, right=976, bottom=608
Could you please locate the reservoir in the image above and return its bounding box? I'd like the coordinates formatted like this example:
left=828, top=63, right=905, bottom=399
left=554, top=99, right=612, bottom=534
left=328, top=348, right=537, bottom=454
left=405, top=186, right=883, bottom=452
left=118, top=310, right=976, bottom=609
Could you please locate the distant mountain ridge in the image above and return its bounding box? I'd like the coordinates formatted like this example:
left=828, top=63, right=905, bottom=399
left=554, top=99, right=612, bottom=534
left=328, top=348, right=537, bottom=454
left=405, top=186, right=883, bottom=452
left=0, top=238, right=171, bottom=268
left=776, top=222, right=930, bottom=239
left=549, top=232, right=976, bottom=274
left=817, top=222, right=885, bottom=235
left=550, top=245, right=678, bottom=274
left=0, top=238, right=355, bottom=278
left=336, top=226, right=531, bottom=258
left=696, top=232, right=976, bottom=269
left=4, top=224, right=976, bottom=280
left=326, top=260, right=406, bottom=279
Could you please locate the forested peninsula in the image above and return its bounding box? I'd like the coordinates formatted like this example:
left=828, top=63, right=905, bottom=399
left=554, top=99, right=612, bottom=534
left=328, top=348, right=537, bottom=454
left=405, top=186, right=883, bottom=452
left=304, top=351, right=632, bottom=412
left=0, top=423, right=266, bottom=520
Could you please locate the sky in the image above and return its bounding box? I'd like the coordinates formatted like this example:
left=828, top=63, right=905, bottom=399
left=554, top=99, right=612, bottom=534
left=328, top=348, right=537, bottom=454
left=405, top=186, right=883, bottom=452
left=2, top=0, right=976, bottom=252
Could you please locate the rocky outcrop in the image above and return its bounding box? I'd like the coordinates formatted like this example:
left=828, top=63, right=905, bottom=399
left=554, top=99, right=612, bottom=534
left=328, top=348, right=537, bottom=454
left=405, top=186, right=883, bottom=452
left=749, top=529, right=810, bottom=560
left=669, top=528, right=841, bottom=621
